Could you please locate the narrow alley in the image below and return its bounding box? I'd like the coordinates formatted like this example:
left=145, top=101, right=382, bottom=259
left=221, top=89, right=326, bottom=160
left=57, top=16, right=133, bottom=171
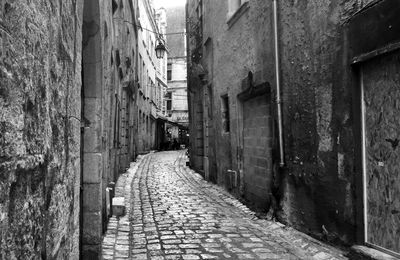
left=2, top=0, right=400, bottom=259
left=101, top=151, right=347, bottom=260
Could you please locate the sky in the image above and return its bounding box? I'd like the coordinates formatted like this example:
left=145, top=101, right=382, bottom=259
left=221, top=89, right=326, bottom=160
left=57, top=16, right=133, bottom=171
left=153, top=0, right=186, bottom=8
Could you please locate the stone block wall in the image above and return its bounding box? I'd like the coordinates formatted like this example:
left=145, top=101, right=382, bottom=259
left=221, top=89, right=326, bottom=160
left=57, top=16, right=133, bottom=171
left=243, top=95, right=272, bottom=210
left=0, top=0, right=82, bottom=258
left=81, top=0, right=140, bottom=257
left=0, top=0, right=143, bottom=258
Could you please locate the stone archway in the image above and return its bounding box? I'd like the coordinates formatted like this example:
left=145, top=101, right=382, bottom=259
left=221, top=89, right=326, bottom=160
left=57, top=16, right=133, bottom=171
left=81, top=0, right=103, bottom=258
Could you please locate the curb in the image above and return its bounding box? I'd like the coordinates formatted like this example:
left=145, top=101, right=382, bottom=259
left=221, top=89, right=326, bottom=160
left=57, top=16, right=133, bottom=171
left=101, top=153, right=149, bottom=260
left=349, top=245, right=399, bottom=260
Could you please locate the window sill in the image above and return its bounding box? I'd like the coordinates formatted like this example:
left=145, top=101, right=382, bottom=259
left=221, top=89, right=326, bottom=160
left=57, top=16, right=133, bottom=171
left=227, top=2, right=249, bottom=29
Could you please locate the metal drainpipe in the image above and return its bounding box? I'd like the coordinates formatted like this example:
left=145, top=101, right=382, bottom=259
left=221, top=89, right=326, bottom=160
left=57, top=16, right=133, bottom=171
left=273, top=0, right=285, bottom=167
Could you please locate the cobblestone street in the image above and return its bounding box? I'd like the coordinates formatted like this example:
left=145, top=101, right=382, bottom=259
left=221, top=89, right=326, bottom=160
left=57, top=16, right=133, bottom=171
left=102, top=151, right=348, bottom=260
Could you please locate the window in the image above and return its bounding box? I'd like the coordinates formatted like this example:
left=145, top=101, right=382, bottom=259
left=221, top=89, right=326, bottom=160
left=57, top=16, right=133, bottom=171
left=148, top=76, right=151, bottom=97
left=221, top=95, right=230, bottom=133
left=142, top=60, right=145, bottom=87
left=113, top=95, right=121, bottom=148
left=228, top=0, right=247, bottom=14
left=165, top=91, right=172, bottom=113
left=146, top=116, right=149, bottom=133
left=151, top=40, right=154, bottom=58
left=139, top=55, right=142, bottom=85
left=196, top=0, right=202, bottom=20
left=167, top=63, right=172, bottom=80
left=196, top=0, right=204, bottom=41
left=227, top=0, right=249, bottom=25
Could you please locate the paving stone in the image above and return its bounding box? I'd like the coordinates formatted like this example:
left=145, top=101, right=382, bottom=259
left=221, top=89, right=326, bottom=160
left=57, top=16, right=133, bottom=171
left=163, top=244, right=179, bottom=250
left=200, top=254, right=219, bottom=259
left=162, top=239, right=182, bottom=244
left=131, top=248, right=147, bottom=254
left=182, top=254, right=200, bottom=260
left=131, top=254, right=147, bottom=260
left=165, top=249, right=183, bottom=254
left=147, top=243, right=161, bottom=250
left=179, top=244, right=200, bottom=249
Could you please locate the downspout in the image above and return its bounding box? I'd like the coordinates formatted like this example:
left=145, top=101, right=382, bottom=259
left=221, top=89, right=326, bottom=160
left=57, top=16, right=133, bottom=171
left=273, top=0, right=285, bottom=167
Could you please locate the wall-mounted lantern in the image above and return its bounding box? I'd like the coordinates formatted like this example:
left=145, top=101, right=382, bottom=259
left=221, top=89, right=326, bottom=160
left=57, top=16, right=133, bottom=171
left=155, top=40, right=167, bottom=59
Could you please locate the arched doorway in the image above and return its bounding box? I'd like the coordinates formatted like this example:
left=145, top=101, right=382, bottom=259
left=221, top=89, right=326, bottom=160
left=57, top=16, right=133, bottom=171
left=81, top=0, right=103, bottom=258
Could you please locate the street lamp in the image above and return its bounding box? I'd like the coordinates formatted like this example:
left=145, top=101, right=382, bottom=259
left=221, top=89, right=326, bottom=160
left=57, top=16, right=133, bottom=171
left=155, top=40, right=167, bottom=59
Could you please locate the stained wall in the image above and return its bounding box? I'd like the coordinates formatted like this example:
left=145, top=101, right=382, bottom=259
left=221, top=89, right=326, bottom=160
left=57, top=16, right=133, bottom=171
left=187, top=0, right=381, bottom=246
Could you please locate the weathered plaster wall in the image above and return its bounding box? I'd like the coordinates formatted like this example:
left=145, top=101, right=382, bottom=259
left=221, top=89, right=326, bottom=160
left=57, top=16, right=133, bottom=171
left=194, top=0, right=274, bottom=196
left=0, top=0, right=82, bottom=258
left=278, top=0, right=377, bottom=244
left=187, top=0, right=382, bottom=246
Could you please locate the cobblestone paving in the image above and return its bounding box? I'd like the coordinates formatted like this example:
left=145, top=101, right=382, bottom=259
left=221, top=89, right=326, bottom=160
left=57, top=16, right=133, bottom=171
left=102, top=151, right=348, bottom=260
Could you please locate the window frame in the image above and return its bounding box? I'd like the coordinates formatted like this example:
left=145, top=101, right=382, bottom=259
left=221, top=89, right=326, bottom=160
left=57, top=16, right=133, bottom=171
left=227, top=0, right=249, bottom=28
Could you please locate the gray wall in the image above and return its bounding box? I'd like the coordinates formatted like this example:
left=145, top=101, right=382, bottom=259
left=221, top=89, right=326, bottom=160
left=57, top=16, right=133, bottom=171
left=187, top=0, right=379, bottom=245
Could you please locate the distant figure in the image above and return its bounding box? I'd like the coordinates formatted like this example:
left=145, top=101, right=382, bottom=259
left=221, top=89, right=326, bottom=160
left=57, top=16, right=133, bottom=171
left=173, top=139, right=179, bottom=150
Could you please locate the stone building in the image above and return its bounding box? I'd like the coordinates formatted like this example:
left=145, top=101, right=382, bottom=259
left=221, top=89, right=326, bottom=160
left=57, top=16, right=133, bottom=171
left=137, top=0, right=167, bottom=154
left=155, top=8, right=169, bottom=149
left=165, top=5, right=189, bottom=144
left=0, top=0, right=165, bottom=258
left=187, top=0, right=400, bottom=257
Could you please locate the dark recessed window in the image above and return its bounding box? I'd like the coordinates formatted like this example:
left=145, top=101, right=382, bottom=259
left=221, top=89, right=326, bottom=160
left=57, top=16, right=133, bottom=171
left=112, top=0, right=118, bottom=14
left=115, top=50, right=121, bottom=67
left=167, top=63, right=172, bottom=80
left=221, top=95, right=230, bottom=133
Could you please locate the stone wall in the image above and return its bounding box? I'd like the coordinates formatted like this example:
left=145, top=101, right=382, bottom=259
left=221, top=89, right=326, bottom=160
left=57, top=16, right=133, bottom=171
left=0, top=0, right=82, bottom=258
left=0, top=0, right=143, bottom=258
left=81, top=0, right=139, bottom=256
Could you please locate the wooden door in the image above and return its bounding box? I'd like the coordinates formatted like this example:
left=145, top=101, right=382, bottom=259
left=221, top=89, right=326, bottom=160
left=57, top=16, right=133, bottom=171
left=362, top=50, right=400, bottom=256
